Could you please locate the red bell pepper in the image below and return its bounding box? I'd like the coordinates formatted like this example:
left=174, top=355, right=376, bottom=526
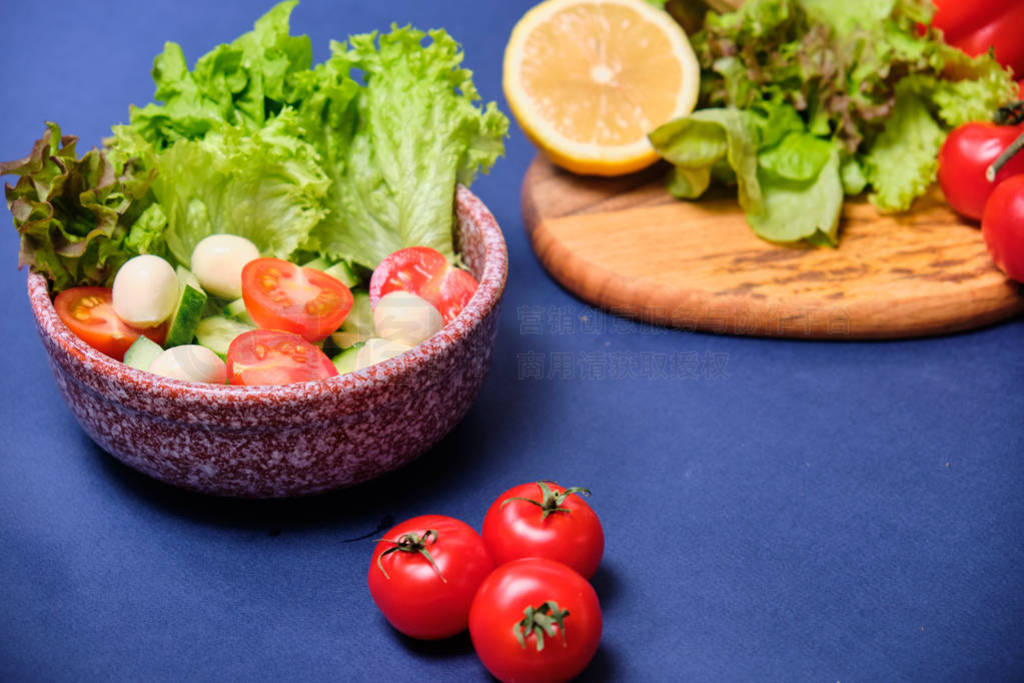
left=932, top=0, right=1024, bottom=77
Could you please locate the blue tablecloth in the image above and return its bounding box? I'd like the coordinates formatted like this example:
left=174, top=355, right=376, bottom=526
left=2, top=1, right=1022, bottom=680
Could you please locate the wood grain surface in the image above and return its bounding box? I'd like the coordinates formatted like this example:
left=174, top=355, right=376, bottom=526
left=522, top=155, right=1024, bottom=339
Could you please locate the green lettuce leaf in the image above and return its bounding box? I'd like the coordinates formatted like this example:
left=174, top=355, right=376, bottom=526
left=123, top=1, right=313, bottom=147
left=0, top=122, right=157, bottom=291
left=307, top=26, right=507, bottom=269
left=749, top=146, right=843, bottom=244
left=112, top=110, right=329, bottom=266
left=758, top=131, right=833, bottom=182
left=864, top=89, right=944, bottom=212
left=649, top=108, right=762, bottom=212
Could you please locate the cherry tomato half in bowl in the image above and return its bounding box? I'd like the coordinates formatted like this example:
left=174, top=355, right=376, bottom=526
left=937, top=122, right=1024, bottom=221
left=226, top=329, right=338, bottom=386
left=482, top=481, right=604, bottom=579
left=369, top=246, right=478, bottom=323
left=469, top=557, right=602, bottom=683
left=241, top=258, right=353, bottom=343
left=54, top=286, right=166, bottom=361
left=368, top=515, right=495, bottom=640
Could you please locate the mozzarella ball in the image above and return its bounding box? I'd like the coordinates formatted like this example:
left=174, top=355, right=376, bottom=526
left=148, top=345, right=227, bottom=384
left=373, top=291, right=443, bottom=347
left=190, top=234, right=260, bottom=299
left=355, top=338, right=413, bottom=371
left=112, top=254, right=179, bottom=327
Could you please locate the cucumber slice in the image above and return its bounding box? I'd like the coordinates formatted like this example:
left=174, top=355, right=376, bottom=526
left=301, top=256, right=330, bottom=270
left=332, top=343, right=363, bottom=375
left=165, top=277, right=208, bottom=348
left=303, top=257, right=360, bottom=288
left=124, top=335, right=163, bottom=371
left=175, top=265, right=203, bottom=292
left=223, top=297, right=255, bottom=325
left=331, top=291, right=373, bottom=348
left=196, top=316, right=256, bottom=359
left=323, top=261, right=358, bottom=288
left=165, top=267, right=208, bottom=347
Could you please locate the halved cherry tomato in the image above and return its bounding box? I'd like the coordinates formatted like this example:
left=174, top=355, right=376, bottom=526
left=482, top=481, right=605, bottom=579
left=226, top=329, right=338, bottom=386
left=937, top=122, right=1024, bottom=220
left=469, top=558, right=602, bottom=683
left=369, top=247, right=478, bottom=323
left=368, top=515, right=495, bottom=640
left=241, top=258, right=353, bottom=343
left=981, top=174, right=1024, bottom=283
left=54, top=286, right=166, bottom=361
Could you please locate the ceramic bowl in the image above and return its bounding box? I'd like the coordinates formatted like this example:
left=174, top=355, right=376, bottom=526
left=27, top=186, right=507, bottom=498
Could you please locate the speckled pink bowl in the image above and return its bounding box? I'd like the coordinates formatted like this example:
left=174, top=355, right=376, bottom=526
left=28, top=186, right=506, bottom=498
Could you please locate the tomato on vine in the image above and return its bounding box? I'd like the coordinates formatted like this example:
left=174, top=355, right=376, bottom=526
left=367, top=515, right=494, bottom=640
left=469, top=557, right=602, bottom=683
left=981, top=174, right=1024, bottom=284
left=937, top=121, right=1024, bottom=221
left=482, top=481, right=604, bottom=579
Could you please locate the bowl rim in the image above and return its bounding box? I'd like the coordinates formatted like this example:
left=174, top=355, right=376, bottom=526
left=28, top=184, right=507, bottom=404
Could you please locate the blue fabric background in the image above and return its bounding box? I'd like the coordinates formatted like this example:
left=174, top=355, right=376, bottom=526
left=1, top=1, right=1022, bottom=680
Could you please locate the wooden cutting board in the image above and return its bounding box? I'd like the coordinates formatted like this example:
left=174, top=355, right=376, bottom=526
left=522, top=155, right=1024, bottom=339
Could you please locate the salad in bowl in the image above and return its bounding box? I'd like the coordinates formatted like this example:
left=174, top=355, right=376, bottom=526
left=2, top=2, right=509, bottom=496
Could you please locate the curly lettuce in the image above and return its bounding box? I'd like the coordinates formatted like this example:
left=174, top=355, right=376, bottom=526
left=0, top=123, right=158, bottom=291
left=651, top=0, right=1017, bottom=243
left=307, top=26, right=508, bottom=269
left=3, top=2, right=507, bottom=292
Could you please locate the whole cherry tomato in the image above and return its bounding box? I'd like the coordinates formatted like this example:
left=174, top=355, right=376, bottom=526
left=368, top=515, right=494, bottom=640
left=469, top=557, right=602, bottom=683
left=482, top=481, right=604, bottom=579
left=241, top=257, right=353, bottom=343
left=54, top=286, right=166, bottom=360
left=932, top=0, right=1024, bottom=76
left=981, top=174, right=1024, bottom=283
left=369, top=246, right=478, bottom=322
left=938, top=122, right=1024, bottom=221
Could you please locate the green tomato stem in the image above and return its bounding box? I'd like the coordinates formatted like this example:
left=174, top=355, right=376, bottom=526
left=514, top=601, right=571, bottom=652
left=375, top=529, right=447, bottom=583
left=986, top=129, right=1024, bottom=183
left=501, top=481, right=592, bottom=520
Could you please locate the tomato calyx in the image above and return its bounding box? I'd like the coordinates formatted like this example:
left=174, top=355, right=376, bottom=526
left=987, top=101, right=1024, bottom=182
left=375, top=530, right=447, bottom=583
left=994, top=101, right=1024, bottom=127
left=501, top=481, right=592, bottom=520
left=514, top=600, right=571, bottom=652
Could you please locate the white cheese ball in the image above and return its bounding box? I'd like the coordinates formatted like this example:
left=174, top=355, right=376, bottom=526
left=373, top=291, right=443, bottom=347
left=148, top=345, right=227, bottom=384
left=355, top=338, right=413, bottom=371
left=190, top=234, right=260, bottom=299
left=112, top=254, right=179, bottom=328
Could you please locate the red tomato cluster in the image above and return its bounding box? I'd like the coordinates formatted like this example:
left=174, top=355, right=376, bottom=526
left=938, top=116, right=1024, bottom=283
left=930, top=0, right=1024, bottom=283
left=367, top=481, right=605, bottom=682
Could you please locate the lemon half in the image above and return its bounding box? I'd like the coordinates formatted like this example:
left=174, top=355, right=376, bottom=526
left=504, top=0, right=701, bottom=176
